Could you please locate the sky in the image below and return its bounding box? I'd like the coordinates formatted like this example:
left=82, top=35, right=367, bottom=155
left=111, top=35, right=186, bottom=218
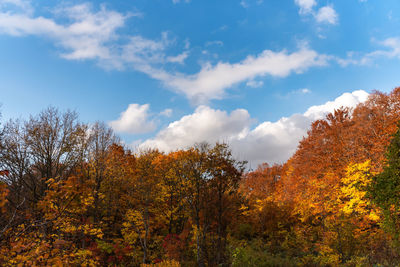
left=0, top=0, right=400, bottom=168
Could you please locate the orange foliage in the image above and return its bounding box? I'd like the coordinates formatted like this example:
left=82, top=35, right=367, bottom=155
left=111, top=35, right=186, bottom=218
left=2, top=88, right=400, bottom=265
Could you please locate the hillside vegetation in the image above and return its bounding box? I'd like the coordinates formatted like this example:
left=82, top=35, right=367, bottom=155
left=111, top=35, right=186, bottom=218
left=2, top=88, right=400, bottom=266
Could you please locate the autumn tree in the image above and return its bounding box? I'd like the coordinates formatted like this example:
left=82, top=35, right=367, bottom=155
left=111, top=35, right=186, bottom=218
left=0, top=108, right=87, bottom=206
left=122, top=149, right=163, bottom=264
left=205, top=143, right=246, bottom=265
left=24, top=107, right=87, bottom=197
left=2, top=89, right=400, bottom=265
left=153, top=151, right=192, bottom=262
left=85, top=122, right=119, bottom=224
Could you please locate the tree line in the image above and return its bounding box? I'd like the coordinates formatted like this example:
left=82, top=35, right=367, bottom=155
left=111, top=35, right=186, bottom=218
left=2, top=88, right=400, bottom=266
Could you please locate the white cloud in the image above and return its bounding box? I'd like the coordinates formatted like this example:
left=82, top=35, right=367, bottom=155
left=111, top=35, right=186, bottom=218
left=121, top=34, right=169, bottom=66
left=277, top=88, right=312, bottom=99
left=160, top=108, right=173, bottom=117
left=218, top=25, right=228, bottom=31
left=205, top=40, right=224, bottom=47
left=149, top=47, right=330, bottom=104
left=140, top=106, right=252, bottom=151
left=336, top=37, right=400, bottom=66
left=300, top=88, right=311, bottom=94
left=109, top=104, right=157, bottom=134
left=295, top=0, right=316, bottom=14
left=0, top=3, right=129, bottom=61
left=0, top=0, right=32, bottom=14
left=240, top=0, right=249, bottom=8
left=167, top=51, right=189, bottom=64
left=183, top=39, right=190, bottom=49
left=365, top=37, right=400, bottom=60
left=303, top=90, right=368, bottom=120
left=172, top=0, right=191, bottom=4
left=295, top=0, right=338, bottom=25
left=315, top=5, right=338, bottom=24
left=139, top=90, right=369, bottom=166
left=240, top=0, right=264, bottom=8
left=0, top=2, right=333, bottom=105
left=246, top=80, right=264, bottom=88
left=0, top=1, right=346, bottom=106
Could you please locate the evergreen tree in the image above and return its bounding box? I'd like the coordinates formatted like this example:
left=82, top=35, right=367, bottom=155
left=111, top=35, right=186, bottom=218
left=369, top=122, right=400, bottom=244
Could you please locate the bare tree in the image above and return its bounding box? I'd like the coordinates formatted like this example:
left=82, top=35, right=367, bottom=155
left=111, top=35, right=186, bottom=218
left=0, top=107, right=89, bottom=204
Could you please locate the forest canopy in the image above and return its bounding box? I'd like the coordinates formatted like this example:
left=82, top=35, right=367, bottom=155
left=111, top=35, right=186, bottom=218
left=2, top=88, right=400, bottom=266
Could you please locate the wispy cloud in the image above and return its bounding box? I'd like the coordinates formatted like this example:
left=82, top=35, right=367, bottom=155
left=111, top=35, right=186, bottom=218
left=145, top=46, right=330, bottom=105
left=205, top=40, right=224, bottom=47
left=166, top=51, right=189, bottom=64
left=172, top=0, right=191, bottom=4
left=240, top=0, right=249, bottom=8
left=246, top=80, right=264, bottom=88
left=0, top=0, right=33, bottom=14
left=240, top=0, right=264, bottom=8
left=300, top=88, right=311, bottom=94
left=0, top=2, right=134, bottom=64
left=335, top=37, right=400, bottom=66
left=159, top=108, right=173, bottom=117
left=0, top=1, right=348, bottom=106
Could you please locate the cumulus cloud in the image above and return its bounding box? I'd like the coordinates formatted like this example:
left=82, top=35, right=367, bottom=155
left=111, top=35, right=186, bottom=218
left=315, top=5, right=338, bottom=24
left=140, top=106, right=252, bottom=151
left=295, top=0, right=316, bottom=14
left=109, top=104, right=157, bottom=134
left=303, top=90, right=368, bottom=120
left=139, top=90, right=369, bottom=167
left=295, top=0, right=338, bottom=25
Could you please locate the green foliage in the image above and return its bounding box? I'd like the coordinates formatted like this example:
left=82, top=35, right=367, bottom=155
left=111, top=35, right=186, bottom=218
left=230, top=239, right=298, bottom=267
left=3, top=89, right=400, bottom=265
left=369, top=123, right=400, bottom=243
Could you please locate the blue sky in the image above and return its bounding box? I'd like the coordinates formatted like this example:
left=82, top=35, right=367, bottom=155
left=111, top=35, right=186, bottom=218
left=0, top=0, right=400, bottom=166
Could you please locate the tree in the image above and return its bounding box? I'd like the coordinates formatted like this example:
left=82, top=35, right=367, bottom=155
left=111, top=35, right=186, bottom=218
left=0, top=107, right=87, bottom=205
left=121, top=148, right=162, bottom=265
left=369, top=123, right=400, bottom=245
left=205, top=143, right=246, bottom=265
left=85, top=122, right=119, bottom=223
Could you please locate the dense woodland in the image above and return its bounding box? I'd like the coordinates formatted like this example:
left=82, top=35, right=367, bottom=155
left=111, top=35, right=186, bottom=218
left=2, top=88, right=400, bottom=266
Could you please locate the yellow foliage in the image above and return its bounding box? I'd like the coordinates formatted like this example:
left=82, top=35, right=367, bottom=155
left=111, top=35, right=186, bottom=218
left=0, top=183, right=8, bottom=213
left=339, top=161, right=380, bottom=221
left=141, top=259, right=181, bottom=267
